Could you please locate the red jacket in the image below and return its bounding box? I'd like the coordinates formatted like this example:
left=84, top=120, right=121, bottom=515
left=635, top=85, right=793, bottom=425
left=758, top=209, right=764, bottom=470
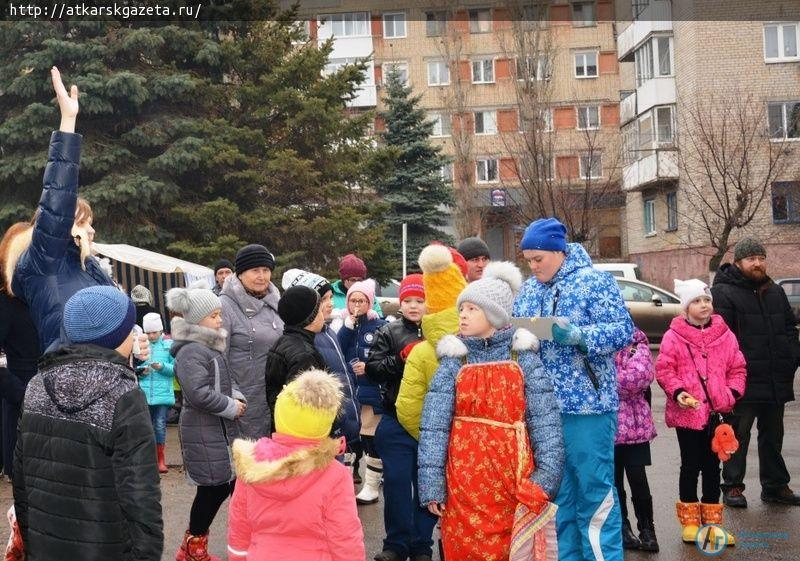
left=655, top=314, right=747, bottom=430
left=228, top=434, right=364, bottom=561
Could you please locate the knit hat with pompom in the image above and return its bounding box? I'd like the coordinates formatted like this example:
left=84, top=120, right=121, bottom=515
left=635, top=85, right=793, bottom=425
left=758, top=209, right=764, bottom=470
left=456, top=261, right=524, bottom=328
left=274, top=369, right=343, bottom=440
left=165, top=280, right=221, bottom=325
left=418, top=244, right=468, bottom=314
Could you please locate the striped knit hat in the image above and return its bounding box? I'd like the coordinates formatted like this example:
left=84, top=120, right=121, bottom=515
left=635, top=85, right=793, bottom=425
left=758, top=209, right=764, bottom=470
left=63, top=286, right=136, bottom=349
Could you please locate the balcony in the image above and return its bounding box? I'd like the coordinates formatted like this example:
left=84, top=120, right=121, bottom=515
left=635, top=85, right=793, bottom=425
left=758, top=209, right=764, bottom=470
left=636, top=76, right=676, bottom=115
left=617, top=1, right=673, bottom=62
left=621, top=92, right=637, bottom=125
left=623, top=149, right=679, bottom=191
left=350, top=85, right=377, bottom=108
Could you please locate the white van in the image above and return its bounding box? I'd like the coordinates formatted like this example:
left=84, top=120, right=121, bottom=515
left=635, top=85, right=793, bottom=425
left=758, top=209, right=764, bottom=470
left=594, top=263, right=641, bottom=281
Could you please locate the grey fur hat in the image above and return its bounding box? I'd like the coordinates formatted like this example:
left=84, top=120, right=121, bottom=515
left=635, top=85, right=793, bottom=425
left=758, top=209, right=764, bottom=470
left=456, top=262, right=523, bottom=329
left=733, top=237, right=766, bottom=262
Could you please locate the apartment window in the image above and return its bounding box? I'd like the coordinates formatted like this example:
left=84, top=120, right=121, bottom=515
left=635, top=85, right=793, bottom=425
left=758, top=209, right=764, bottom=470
left=476, top=158, right=499, bottom=183
left=427, top=60, right=450, bottom=86
left=577, top=106, right=600, bottom=130
left=764, top=23, right=799, bottom=62
left=657, top=36, right=672, bottom=75
left=580, top=153, right=602, bottom=179
left=574, top=51, right=598, bottom=78
left=572, top=2, right=596, bottom=27
left=537, top=155, right=555, bottom=180
left=516, top=56, right=552, bottom=80
left=655, top=106, right=674, bottom=143
left=520, top=107, right=552, bottom=132
left=474, top=110, right=498, bottom=135
left=384, top=62, right=409, bottom=85
left=426, top=11, right=447, bottom=37
left=440, top=163, right=454, bottom=182
left=472, top=58, right=495, bottom=83
left=540, top=108, right=553, bottom=132
left=643, top=198, right=656, bottom=235
left=768, top=101, right=800, bottom=140
left=324, top=58, right=374, bottom=85
left=635, top=40, right=653, bottom=86
left=622, top=122, right=638, bottom=166
left=666, top=192, right=678, bottom=231
left=636, top=37, right=672, bottom=85
left=320, top=12, right=369, bottom=37
left=469, top=9, right=492, bottom=33
left=638, top=113, right=654, bottom=150
left=430, top=112, right=452, bottom=137
left=383, top=12, right=406, bottom=38
left=291, top=20, right=311, bottom=44
left=632, top=0, right=649, bottom=19
left=772, top=181, right=800, bottom=223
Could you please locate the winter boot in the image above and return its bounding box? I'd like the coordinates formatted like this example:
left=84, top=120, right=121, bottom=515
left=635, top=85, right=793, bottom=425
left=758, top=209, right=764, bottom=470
left=632, top=495, right=659, bottom=552
left=700, top=503, right=735, bottom=546
left=175, top=529, right=191, bottom=561
left=619, top=488, right=640, bottom=549
left=157, top=444, right=168, bottom=474
left=356, top=455, right=382, bottom=505
left=185, top=533, right=221, bottom=561
left=676, top=502, right=701, bottom=543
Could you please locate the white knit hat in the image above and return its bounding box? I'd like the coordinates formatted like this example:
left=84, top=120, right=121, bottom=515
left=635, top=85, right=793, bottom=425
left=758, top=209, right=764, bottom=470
left=281, top=268, right=332, bottom=296
left=456, top=262, right=524, bottom=328
left=674, top=279, right=713, bottom=311
left=142, top=312, right=164, bottom=333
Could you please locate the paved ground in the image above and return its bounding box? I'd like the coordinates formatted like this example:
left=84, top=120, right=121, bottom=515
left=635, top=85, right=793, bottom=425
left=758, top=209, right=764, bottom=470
left=2, top=376, right=799, bottom=560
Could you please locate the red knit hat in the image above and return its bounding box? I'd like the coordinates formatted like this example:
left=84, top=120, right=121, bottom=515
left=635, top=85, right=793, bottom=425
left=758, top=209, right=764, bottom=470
left=339, top=254, right=367, bottom=279
left=399, top=274, right=425, bottom=302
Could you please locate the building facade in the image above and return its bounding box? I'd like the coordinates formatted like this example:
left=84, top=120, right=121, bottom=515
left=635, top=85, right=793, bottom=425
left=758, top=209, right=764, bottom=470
left=616, top=0, right=800, bottom=288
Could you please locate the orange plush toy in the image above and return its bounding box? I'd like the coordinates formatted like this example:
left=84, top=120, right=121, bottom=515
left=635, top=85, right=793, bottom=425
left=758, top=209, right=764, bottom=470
left=711, top=423, right=739, bottom=462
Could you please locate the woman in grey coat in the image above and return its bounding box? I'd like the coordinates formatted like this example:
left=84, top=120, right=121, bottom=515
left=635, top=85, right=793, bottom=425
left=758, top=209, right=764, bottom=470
left=167, top=285, right=247, bottom=561
left=220, top=244, right=283, bottom=439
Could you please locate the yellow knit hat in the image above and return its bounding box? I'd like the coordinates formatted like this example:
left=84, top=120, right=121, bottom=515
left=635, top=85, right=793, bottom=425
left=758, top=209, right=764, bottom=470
left=274, top=369, right=343, bottom=440
left=418, top=244, right=468, bottom=314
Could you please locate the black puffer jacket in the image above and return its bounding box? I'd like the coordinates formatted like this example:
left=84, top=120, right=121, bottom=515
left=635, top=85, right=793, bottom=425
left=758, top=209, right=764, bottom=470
left=365, top=316, right=423, bottom=416
left=712, top=263, right=800, bottom=404
left=13, top=345, right=163, bottom=561
left=265, top=326, right=326, bottom=424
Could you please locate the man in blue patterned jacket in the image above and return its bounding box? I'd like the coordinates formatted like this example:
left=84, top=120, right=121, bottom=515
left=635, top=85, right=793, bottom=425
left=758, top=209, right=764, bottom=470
left=513, top=217, right=633, bottom=561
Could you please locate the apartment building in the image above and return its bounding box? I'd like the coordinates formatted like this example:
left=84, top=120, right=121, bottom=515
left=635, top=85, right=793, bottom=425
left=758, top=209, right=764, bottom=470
left=616, top=0, right=800, bottom=288
left=290, top=1, right=626, bottom=261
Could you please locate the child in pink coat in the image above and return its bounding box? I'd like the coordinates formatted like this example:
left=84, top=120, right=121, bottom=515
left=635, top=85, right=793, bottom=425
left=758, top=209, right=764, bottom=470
left=655, top=279, right=746, bottom=546
left=228, top=369, right=365, bottom=561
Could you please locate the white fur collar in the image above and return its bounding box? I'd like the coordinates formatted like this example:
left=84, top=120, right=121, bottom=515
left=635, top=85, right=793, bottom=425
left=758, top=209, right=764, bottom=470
left=171, top=317, right=228, bottom=353
left=512, top=328, right=540, bottom=352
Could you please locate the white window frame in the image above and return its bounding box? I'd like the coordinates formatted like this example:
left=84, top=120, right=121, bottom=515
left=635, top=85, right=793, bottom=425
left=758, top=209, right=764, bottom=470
left=440, top=163, right=454, bottom=182
left=666, top=192, right=678, bottom=231
left=655, top=35, right=673, bottom=76
left=476, top=158, right=499, bottom=183
left=425, top=11, right=447, bottom=37
left=537, top=154, right=555, bottom=180
left=763, top=23, right=800, bottom=63
left=383, top=61, right=409, bottom=85
left=635, top=40, right=653, bottom=86
left=768, top=101, right=800, bottom=141
left=572, top=1, right=596, bottom=27
left=383, top=11, right=407, bottom=39
left=472, top=58, right=495, bottom=84
left=324, top=57, right=374, bottom=85
left=579, top=153, right=602, bottom=179
left=430, top=112, right=452, bottom=138
left=474, top=110, right=498, bottom=135
left=516, top=55, right=551, bottom=81
left=427, top=60, right=450, bottom=86
left=469, top=8, right=492, bottom=33
left=643, top=198, right=656, bottom=235
left=576, top=105, right=600, bottom=130
left=655, top=106, right=674, bottom=143
left=574, top=51, right=599, bottom=78
left=539, top=108, right=553, bottom=132
left=319, top=12, right=369, bottom=38
left=520, top=107, right=551, bottom=133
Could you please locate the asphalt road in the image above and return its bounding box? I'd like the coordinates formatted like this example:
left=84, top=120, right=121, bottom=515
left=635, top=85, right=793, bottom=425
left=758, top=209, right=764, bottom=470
left=2, top=375, right=799, bottom=561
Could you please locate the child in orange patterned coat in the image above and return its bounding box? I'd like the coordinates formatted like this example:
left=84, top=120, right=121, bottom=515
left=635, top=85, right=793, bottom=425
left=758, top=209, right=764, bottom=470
left=418, top=262, right=564, bottom=561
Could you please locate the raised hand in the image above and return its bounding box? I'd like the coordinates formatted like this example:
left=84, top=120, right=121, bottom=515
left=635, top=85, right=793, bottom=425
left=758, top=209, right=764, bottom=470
left=51, top=66, right=78, bottom=133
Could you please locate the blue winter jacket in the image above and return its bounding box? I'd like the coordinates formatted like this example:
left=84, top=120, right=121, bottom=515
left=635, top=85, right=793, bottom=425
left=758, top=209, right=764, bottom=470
left=316, top=325, right=361, bottom=444
left=11, top=132, right=114, bottom=352
left=418, top=327, right=564, bottom=505
left=138, top=336, right=176, bottom=407
left=513, top=243, right=633, bottom=415
left=337, top=315, right=387, bottom=412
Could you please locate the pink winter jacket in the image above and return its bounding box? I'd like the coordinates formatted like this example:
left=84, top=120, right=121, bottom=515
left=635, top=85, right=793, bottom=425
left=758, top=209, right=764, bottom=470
left=615, top=328, right=657, bottom=445
left=655, top=315, right=747, bottom=430
left=227, top=434, right=365, bottom=561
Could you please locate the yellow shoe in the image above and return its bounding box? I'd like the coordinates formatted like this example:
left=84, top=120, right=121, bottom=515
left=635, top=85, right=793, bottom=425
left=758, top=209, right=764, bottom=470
left=676, top=502, right=701, bottom=543
left=700, top=503, right=735, bottom=547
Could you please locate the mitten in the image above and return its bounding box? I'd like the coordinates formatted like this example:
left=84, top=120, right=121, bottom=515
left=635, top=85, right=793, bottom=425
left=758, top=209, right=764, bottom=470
left=551, top=320, right=586, bottom=352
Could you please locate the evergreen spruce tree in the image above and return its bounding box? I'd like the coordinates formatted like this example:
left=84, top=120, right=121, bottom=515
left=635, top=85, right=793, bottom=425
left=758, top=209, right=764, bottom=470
left=0, top=5, right=393, bottom=281
left=374, top=67, right=454, bottom=273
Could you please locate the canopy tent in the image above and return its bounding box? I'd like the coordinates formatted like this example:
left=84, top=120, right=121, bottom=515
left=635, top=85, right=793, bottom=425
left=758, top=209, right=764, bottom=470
left=93, top=243, right=214, bottom=331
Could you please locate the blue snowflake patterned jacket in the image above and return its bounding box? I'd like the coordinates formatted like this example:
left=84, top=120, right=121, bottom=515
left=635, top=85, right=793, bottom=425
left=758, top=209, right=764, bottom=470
left=512, top=243, right=633, bottom=415
left=418, top=327, right=564, bottom=506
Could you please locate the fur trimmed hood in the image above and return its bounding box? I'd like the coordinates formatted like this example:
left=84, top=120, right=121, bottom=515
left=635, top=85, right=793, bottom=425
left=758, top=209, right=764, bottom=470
left=233, top=434, right=341, bottom=487
left=436, top=327, right=539, bottom=359
left=169, top=317, right=227, bottom=353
